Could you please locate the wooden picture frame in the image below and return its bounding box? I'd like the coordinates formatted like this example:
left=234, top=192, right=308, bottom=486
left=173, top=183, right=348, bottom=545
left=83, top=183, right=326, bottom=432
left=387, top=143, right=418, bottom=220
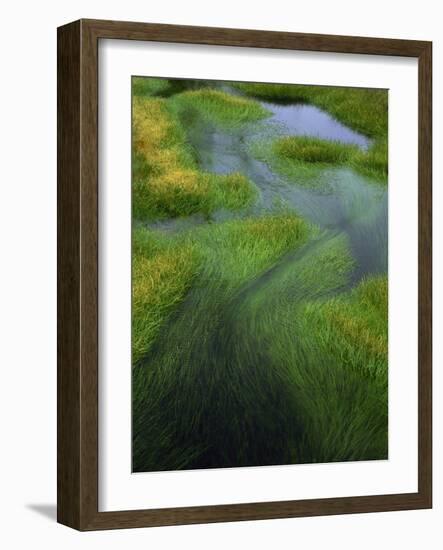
left=57, top=18, right=432, bottom=530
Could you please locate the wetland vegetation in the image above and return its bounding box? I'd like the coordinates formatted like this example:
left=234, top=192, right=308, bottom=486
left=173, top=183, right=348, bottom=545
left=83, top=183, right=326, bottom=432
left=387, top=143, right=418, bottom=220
left=131, top=76, right=388, bottom=471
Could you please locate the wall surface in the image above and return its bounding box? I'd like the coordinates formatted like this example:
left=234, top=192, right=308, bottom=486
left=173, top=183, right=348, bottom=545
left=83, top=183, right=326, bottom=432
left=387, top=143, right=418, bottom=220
left=0, top=0, right=441, bottom=547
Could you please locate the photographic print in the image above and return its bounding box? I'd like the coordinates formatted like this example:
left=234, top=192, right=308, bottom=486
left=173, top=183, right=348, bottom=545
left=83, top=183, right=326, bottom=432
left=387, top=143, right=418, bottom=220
left=131, top=76, right=388, bottom=473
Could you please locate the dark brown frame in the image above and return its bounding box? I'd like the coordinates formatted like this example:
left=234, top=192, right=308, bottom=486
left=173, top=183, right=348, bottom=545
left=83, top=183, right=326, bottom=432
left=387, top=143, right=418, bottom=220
left=57, top=18, right=432, bottom=531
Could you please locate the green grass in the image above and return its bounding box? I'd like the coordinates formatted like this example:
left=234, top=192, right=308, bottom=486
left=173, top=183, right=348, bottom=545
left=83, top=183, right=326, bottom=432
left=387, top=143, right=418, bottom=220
left=170, top=88, right=270, bottom=127
left=253, top=135, right=387, bottom=185
left=132, top=213, right=311, bottom=363
left=132, top=76, right=173, bottom=97
left=132, top=228, right=200, bottom=364
left=135, top=168, right=257, bottom=219
left=132, top=95, right=257, bottom=219
left=192, top=213, right=312, bottom=287
left=232, top=82, right=388, bottom=138
left=277, top=274, right=388, bottom=462
left=132, top=213, right=315, bottom=471
left=132, top=211, right=387, bottom=472
left=132, top=77, right=214, bottom=98
left=131, top=220, right=387, bottom=471
left=251, top=138, right=337, bottom=192
left=132, top=212, right=309, bottom=367
left=131, top=78, right=389, bottom=471
left=234, top=81, right=388, bottom=183
left=274, top=136, right=357, bottom=164
left=351, top=137, right=388, bottom=181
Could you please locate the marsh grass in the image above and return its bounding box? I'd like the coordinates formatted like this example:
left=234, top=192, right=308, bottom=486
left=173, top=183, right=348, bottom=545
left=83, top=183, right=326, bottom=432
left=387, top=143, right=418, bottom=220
left=132, top=213, right=311, bottom=364
left=261, top=135, right=387, bottom=185
left=251, top=138, right=335, bottom=192
left=132, top=223, right=388, bottom=471
left=233, top=82, right=388, bottom=138
left=131, top=78, right=389, bottom=471
left=275, top=136, right=357, bottom=164
left=132, top=228, right=200, bottom=364
left=193, top=213, right=312, bottom=286
left=132, top=213, right=387, bottom=472
left=132, top=76, right=214, bottom=98
left=351, top=138, right=388, bottom=181
left=279, top=275, right=388, bottom=461
left=132, top=95, right=257, bottom=219
left=170, top=88, right=270, bottom=127
left=320, top=276, right=388, bottom=365
left=234, top=82, right=388, bottom=184
left=138, top=169, right=256, bottom=218
left=133, top=213, right=314, bottom=470
left=132, top=76, right=173, bottom=97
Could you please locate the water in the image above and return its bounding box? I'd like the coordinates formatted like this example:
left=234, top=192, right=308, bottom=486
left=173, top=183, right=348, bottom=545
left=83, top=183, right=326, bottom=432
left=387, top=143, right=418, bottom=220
left=135, top=90, right=389, bottom=470
left=260, top=100, right=371, bottom=149
left=156, top=92, right=387, bottom=281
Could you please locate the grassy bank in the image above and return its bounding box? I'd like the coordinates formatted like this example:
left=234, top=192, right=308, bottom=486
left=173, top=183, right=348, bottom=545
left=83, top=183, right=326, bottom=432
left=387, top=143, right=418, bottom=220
left=169, top=88, right=270, bottom=127
left=275, top=136, right=357, bottom=164
left=131, top=77, right=388, bottom=471
left=133, top=95, right=257, bottom=219
left=267, top=135, right=387, bottom=182
left=132, top=76, right=213, bottom=98
left=351, top=137, right=388, bottom=181
left=281, top=274, right=388, bottom=461
left=234, top=81, right=388, bottom=183
left=132, top=222, right=388, bottom=471
left=132, top=228, right=201, bottom=364
left=132, top=76, right=173, bottom=97
left=133, top=224, right=388, bottom=470
left=133, top=213, right=314, bottom=471
left=232, top=82, right=388, bottom=138
left=132, top=213, right=311, bottom=365
left=251, top=138, right=339, bottom=192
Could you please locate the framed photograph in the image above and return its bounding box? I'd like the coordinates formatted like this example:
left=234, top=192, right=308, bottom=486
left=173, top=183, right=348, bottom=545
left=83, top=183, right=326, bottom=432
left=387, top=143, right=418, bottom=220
left=57, top=19, right=432, bottom=530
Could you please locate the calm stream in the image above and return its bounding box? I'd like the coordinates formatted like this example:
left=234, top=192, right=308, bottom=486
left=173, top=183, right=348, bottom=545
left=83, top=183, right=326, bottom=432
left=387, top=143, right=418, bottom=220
left=136, top=88, right=389, bottom=469
left=151, top=88, right=388, bottom=284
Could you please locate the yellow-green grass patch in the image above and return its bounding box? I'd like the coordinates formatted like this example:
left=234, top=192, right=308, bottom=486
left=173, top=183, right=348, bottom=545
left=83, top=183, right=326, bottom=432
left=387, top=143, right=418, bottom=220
left=303, top=274, right=388, bottom=372
left=132, top=95, right=257, bottom=219
left=132, top=228, right=200, bottom=364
